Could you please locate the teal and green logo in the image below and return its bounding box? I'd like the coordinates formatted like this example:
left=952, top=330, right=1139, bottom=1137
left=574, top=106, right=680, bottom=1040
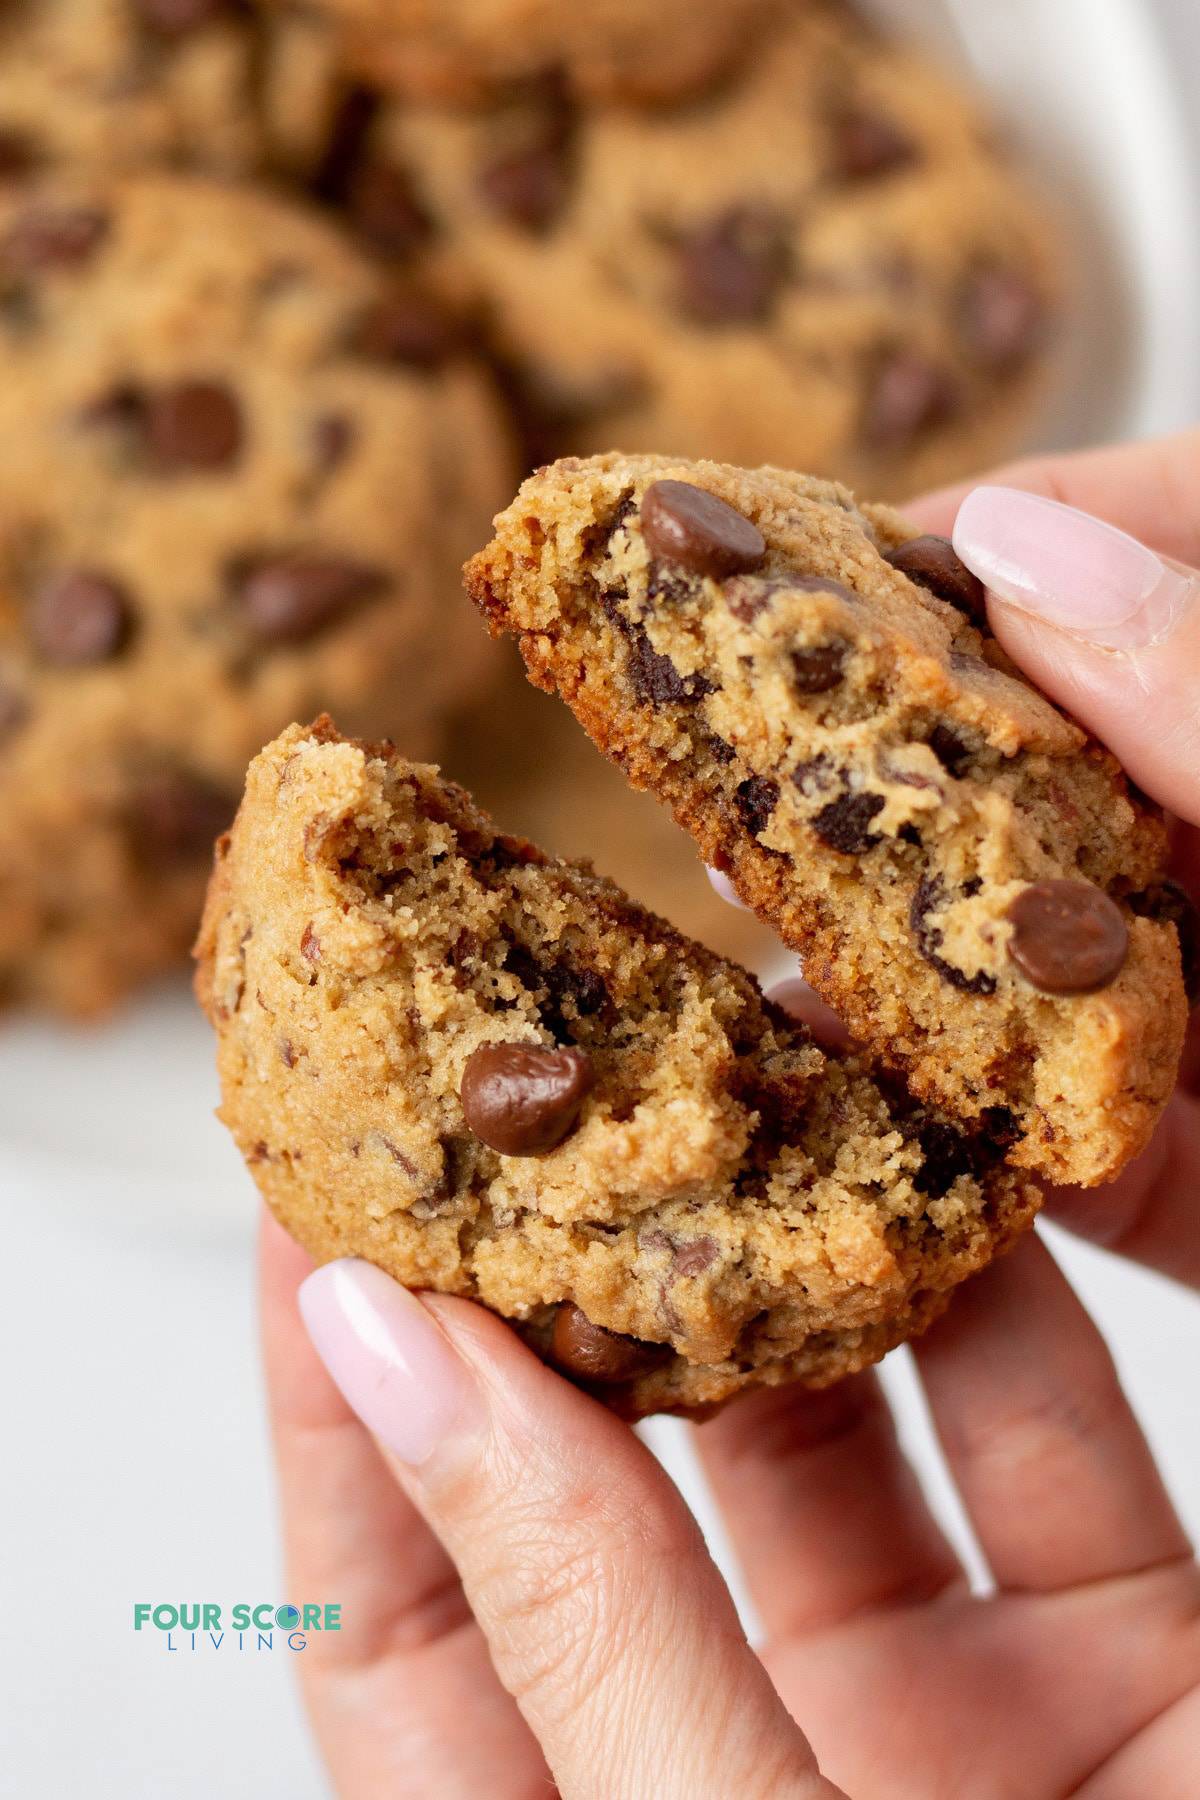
left=133, top=1601, right=341, bottom=1652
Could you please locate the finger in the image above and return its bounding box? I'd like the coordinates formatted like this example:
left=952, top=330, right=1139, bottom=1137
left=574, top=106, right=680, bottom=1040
left=259, top=1213, right=550, bottom=1800
left=1041, top=1086, right=1200, bottom=1290
left=946, top=483, right=1200, bottom=824
left=914, top=1233, right=1191, bottom=1593
left=694, top=1372, right=962, bottom=1637
left=910, top=427, right=1200, bottom=563
left=298, top=1258, right=844, bottom=1800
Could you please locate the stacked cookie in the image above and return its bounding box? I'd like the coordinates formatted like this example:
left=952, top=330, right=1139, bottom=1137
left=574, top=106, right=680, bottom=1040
left=0, top=0, right=1056, bottom=1017
left=0, top=5, right=514, bottom=1015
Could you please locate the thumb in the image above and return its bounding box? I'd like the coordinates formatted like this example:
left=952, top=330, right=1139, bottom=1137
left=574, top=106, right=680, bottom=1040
left=951, top=485, right=1200, bottom=825
left=298, top=1260, right=842, bottom=1800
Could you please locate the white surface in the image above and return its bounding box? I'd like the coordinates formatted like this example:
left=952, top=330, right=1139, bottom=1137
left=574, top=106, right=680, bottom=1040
left=3, top=4, right=1200, bottom=1793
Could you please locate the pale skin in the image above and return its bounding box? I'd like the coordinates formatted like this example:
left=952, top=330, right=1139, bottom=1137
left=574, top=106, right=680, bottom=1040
left=260, top=433, right=1200, bottom=1799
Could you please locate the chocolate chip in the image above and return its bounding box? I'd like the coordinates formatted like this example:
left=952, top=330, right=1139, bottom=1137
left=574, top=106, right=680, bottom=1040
left=910, top=875, right=996, bottom=994
left=460, top=1041, right=593, bottom=1155
left=862, top=350, right=957, bottom=449
left=144, top=380, right=243, bottom=473
left=0, top=681, right=28, bottom=742
left=812, top=789, right=884, bottom=854
left=549, top=1303, right=665, bottom=1384
left=885, top=535, right=986, bottom=624
left=707, top=732, right=736, bottom=765
left=959, top=265, right=1044, bottom=371
left=1127, top=881, right=1199, bottom=1005
left=502, top=943, right=609, bottom=1043
left=133, top=0, right=228, bottom=31
left=830, top=106, right=917, bottom=181
left=1006, top=880, right=1129, bottom=994
left=127, top=769, right=235, bottom=863
left=676, top=207, right=790, bottom=326
left=345, top=159, right=432, bottom=258
left=792, top=754, right=835, bottom=799
left=643, top=1229, right=720, bottom=1278
left=233, top=554, right=386, bottom=645
left=4, top=204, right=109, bottom=272
left=353, top=290, right=460, bottom=368
left=914, top=1107, right=1017, bottom=1198
left=311, top=412, right=354, bottom=473
left=477, top=142, right=569, bottom=231
left=31, top=571, right=133, bottom=666
left=624, top=619, right=713, bottom=706
left=926, top=723, right=972, bottom=777
left=734, top=774, right=779, bottom=839
left=0, top=131, right=40, bottom=180
left=640, top=480, right=766, bottom=579
left=790, top=641, right=846, bottom=693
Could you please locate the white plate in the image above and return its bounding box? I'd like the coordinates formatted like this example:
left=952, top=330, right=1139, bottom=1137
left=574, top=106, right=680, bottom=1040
left=2, top=0, right=1198, bottom=1239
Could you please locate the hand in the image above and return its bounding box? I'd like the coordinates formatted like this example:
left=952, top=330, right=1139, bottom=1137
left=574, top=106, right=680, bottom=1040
left=908, top=430, right=1200, bottom=1289
left=261, top=1206, right=1200, bottom=1798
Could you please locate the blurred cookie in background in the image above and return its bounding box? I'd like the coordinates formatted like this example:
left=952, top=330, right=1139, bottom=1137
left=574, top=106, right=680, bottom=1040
left=313, top=0, right=779, bottom=107
left=318, top=0, right=1056, bottom=497
left=446, top=647, right=785, bottom=980
left=0, top=174, right=512, bottom=1016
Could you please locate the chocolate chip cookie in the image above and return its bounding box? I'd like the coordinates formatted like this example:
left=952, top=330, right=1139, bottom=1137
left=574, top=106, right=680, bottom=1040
left=319, top=0, right=774, bottom=107
left=346, top=0, right=1055, bottom=494
left=0, top=173, right=510, bottom=1015
left=0, top=0, right=278, bottom=181
left=466, top=453, right=1191, bottom=1188
left=197, top=717, right=1040, bottom=1418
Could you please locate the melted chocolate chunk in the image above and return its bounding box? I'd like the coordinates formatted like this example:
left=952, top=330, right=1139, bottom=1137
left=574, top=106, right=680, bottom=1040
left=233, top=554, right=386, bottom=645
left=345, top=158, right=432, bottom=258
left=812, top=789, right=885, bottom=854
left=910, top=875, right=997, bottom=994
left=676, top=206, right=790, bottom=326
left=353, top=290, right=461, bottom=368
left=126, top=769, right=235, bottom=863
left=914, top=1106, right=1017, bottom=1198
left=790, top=641, right=847, bottom=694
left=640, top=480, right=766, bottom=578
left=1006, top=881, right=1129, bottom=995
left=926, top=723, right=972, bottom=778
left=884, top=535, right=986, bottom=625
left=1127, top=881, right=1199, bottom=1005
left=0, top=131, right=40, bottom=180
left=734, top=774, right=779, bottom=838
left=460, top=1041, right=594, bottom=1155
left=477, top=140, right=570, bottom=231
left=134, top=0, right=229, bottom=32
left=959, top=265, right=1045, bottom=371
left=624, top=618, right=713, bottom=706
left=829, top=106, right=917, bottom=182
left=503, top=942, right=610, bottom=1043
left=4, top=204, right=109, bottom=272
left=144, top=379, right=243, bottom=473
left=862, top=350, right=957, bottom=449
left=31, top=570, right=133, bottom=666
left=549, top=1303, right=666, bottom=1384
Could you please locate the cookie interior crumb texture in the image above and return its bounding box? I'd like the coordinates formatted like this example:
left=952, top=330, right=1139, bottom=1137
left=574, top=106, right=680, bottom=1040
left=465, top=452, right=1190, bottom=1188
left=197, top=716, right=1041, bottom=1419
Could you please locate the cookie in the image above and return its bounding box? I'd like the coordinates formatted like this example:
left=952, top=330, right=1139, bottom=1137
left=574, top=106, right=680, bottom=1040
left=0, top=0, right=276, bottom=180
left=0, top=174, right=511, bottom=1015
left=196, top=717, right=1041, bottom=1418
left=320, top=0, right=774, bottom=107
left=466, top=453, right=1191, bottom=1188
left=344, top=0, right=1055, bottom=495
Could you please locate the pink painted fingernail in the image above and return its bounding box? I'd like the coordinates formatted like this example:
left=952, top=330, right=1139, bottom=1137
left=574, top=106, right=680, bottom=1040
left=706, top=865, right=751, bottom=911
left=299, top=1260, right=479, bottom=1465
left=953, top=486, right=1196, bottom=650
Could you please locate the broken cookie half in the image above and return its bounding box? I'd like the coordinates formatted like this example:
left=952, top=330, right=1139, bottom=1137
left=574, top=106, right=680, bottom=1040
left=196, top=717, right=1039, bottom=1418
left=465, top=452, right=1192, bottom=1187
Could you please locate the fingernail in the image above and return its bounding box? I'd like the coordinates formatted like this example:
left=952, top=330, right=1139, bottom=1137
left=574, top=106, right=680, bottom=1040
left=299, top=1259, right=479, bottom=1466
left=953, top=485, right=1196, bottom=650
left=706, top=865, right=751, bottom=911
